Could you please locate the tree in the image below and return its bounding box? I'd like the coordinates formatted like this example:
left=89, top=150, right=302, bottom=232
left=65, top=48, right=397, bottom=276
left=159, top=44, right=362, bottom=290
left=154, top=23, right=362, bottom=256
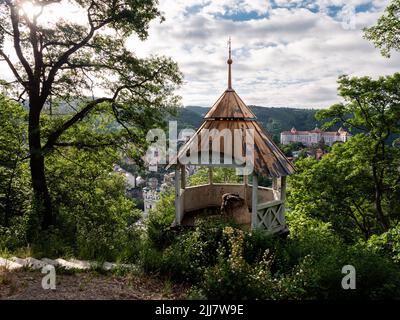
left=0, top=0, right=182, bottom=229
left=316, top=74, right=400, bottom=232
left=0, top=95, right=31, bottom=229
left=288, top=138, right=378, bottom=241
left=364, top=0, right=400, bottom=58
left=280, top=142, right=305, bottom=157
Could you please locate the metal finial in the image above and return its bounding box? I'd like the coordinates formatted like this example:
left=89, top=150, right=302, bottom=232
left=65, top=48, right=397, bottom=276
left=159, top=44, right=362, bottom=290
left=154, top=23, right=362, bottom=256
left=227, top=37, right=233, bottom=90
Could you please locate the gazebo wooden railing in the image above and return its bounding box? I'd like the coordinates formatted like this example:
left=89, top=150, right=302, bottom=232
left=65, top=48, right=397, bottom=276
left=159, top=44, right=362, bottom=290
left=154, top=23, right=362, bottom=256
left=173, top=163, right=288, bottom=234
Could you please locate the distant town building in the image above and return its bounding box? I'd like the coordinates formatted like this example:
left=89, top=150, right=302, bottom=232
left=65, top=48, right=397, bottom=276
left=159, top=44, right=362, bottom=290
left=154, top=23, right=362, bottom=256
left=143, top=187, right=160, bottom=216
left=280, top=127, right=351, bottom=146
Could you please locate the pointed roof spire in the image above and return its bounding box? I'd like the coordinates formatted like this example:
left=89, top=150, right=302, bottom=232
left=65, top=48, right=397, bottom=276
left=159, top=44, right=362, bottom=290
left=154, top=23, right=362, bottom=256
left=227, top=37, right=233, bottom=90
left=203, top=39, right=256, bottom=120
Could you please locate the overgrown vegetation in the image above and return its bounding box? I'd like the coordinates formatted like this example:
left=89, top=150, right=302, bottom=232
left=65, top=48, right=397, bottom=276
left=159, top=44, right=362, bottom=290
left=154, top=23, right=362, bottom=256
left=140, top=200, right=400, bottom=299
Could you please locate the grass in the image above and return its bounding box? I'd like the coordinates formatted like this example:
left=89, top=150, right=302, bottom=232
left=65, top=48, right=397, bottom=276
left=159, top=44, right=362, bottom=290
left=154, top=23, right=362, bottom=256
left=0, top=248, right=12, bottom=259
left=13, top=246, right=34, bottom=259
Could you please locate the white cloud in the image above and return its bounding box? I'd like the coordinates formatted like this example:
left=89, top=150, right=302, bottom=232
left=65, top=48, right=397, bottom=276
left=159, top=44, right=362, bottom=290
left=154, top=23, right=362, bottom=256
left=1, top=0, right=397, bottom=109
left=129, top=0, right=397, bottom=108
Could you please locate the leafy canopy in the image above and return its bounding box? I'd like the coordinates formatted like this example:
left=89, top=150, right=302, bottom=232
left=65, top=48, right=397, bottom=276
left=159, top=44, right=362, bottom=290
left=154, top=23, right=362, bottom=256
left=364, top=0, right=400, bottom=58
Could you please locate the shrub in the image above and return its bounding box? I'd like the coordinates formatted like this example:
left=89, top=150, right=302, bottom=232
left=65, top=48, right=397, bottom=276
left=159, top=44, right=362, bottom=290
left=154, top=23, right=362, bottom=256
left=0, top=215, right=30, bottom=251
left=367, top=224, right=400, bottom=263
left=343, top=243, right=400, bottom=299
left=243, top=229, right=279, bottom=266
left=141, top=216, right=239, bottom=283
left=200, top=227, right=276, bottom=300
left=142, top=207, right=400, bottom=300
left=146, top=189, right=176, bottom=250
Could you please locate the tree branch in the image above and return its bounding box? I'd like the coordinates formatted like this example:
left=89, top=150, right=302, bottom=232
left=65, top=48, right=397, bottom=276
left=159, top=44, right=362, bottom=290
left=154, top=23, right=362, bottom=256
left=42, top=97, right=113, bottom=153
left=7, top=1, right=34, bottom=83
left=0, top=50, right=26, bottom=87
left=53, top=141, right=115, bottom=149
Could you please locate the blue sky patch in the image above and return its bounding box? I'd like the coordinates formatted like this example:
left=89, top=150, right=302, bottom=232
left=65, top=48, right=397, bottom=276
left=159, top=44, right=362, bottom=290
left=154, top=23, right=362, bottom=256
left=214, top=10, right=269, bottom=21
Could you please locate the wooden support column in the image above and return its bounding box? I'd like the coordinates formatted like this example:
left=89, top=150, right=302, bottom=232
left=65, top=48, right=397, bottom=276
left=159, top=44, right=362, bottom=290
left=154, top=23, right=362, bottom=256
left=209, top=167, right=213, bottom=185
left=272, top=177, right=278, bottom=191
left=279, top=176, right=287, bottom=227
left=280, top=176, right=287, bottom=201
left=272, top=177, right=278, bottom=200
left=181, top=165, right=186, bottom=189
left=175, top=166, right=181, bottom=225
left=243, top=174, right=248, bottom=206
left=251, top=174, right=258, bottom=229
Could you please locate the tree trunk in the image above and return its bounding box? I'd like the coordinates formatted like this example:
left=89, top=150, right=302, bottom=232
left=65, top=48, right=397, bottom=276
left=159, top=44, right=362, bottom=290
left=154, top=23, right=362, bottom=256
left=372, top=164, right=389, bottom=232
left=28, top=105, right=54, bottom=230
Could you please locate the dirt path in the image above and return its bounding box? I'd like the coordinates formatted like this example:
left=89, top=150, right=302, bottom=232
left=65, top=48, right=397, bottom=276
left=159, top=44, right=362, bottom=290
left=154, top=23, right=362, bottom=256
left=0, top=269, right=188, bottom=300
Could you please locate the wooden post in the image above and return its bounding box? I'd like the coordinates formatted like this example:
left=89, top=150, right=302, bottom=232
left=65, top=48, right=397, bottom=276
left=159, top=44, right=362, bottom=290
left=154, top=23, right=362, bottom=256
left=272, top=177, right=278, bottom=200
left=280, top=176, right=287, bottom=201
left=279, top=176, right=287, bottom=227
left=181, top=165, right=186, bottom=189
left=251, top=174, right=258, bottom=229
left=272, top=177, right=277, bottom=191
left=175, top=167, right=181, bottom=225
left=243, top=174, right=248, bottom=205
left=209, top=167, right=213, bottom=185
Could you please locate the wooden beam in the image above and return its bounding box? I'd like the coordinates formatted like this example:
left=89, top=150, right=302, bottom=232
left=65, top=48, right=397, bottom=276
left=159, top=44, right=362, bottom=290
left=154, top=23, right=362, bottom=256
left=251, top=174, right=258, bottom=229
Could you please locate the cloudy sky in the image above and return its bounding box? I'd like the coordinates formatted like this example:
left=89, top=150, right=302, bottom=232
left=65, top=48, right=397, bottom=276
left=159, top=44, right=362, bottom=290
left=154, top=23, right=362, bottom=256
left=127, top=0, right=400, bottom=109
left=1, top=0, right=399, bottom=109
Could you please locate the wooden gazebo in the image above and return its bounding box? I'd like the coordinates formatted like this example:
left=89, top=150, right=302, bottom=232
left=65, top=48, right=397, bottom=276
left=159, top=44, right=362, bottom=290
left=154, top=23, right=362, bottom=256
left=167, top=41, right=295, bottom=234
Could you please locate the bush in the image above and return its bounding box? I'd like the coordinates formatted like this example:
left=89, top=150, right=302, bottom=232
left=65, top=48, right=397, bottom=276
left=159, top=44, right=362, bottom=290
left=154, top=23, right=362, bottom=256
left=367, top=224, right=400, bottom=263
left=243, top=229, right=279, bottom=266
left=146, top=189, right=176, bottom=250
left=141, top=216, right=239, bottom=283
left=200, top=227, right=275, bottom=300
left=279, top=212, right=400, bottom=299
left=142, top=206, right=400, bottom=300
left=0, top=215, right=30, bottom=251
left=344, top=243, right=400, bottom=299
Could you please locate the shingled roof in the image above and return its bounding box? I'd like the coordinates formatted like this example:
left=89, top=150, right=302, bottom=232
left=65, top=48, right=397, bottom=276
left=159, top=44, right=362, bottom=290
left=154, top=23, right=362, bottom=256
left=169, top=40, right=295, bottom=178
left=204, top=90, right=256, bottom=119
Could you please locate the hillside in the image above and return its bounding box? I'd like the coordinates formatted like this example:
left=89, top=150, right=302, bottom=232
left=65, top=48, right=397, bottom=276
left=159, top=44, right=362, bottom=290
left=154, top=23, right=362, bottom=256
left=173, top=105, right=326, bottom=141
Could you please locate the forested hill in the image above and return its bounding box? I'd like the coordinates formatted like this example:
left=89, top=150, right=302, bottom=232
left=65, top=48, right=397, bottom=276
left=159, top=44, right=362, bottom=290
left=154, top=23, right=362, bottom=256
left=173, top=105, right=325, bottom=141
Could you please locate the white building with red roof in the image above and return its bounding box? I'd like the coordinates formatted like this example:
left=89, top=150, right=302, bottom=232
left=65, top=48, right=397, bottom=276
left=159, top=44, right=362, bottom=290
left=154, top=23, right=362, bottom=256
left=280, top=126, right=351, bottom=146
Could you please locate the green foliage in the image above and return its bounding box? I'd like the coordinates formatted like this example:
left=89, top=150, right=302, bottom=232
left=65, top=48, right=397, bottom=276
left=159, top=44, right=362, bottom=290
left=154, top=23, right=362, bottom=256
left=317, top=74, right=400, bottom=139
left=364, top=0, right=400, bottom=58
left=0, top=0, right=183, bottom=233
left=282, top=212, right=400, bottom=299
left=188, top=167, right=241, bottom=186
left=314, top=74, right=400, bottom=234
left=0, top=96, right=31, bottom=250
left=0, top=96, right=144, bottom=261
left=142, top=215, right=239, bottom=283
left=287, top=138, right=380, bottom=241
left=0, top=215, right=30, bottom=251
left=200, top=227, right=276, bottom=300
left=142, top=207, right=400, bottom=300
left=38, top=146, right=142, bottom=261
left=146, top=189, right=176, bottom=250
left=367, top=224, right=400, bottom=263
left=279, top=142, right=305, bottom=157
